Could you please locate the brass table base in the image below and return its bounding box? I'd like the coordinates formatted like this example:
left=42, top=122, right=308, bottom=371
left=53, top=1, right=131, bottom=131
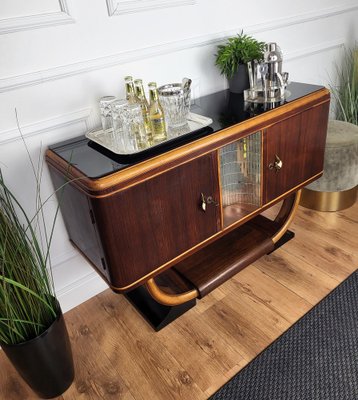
left=300, top=186, right=357, bottom=211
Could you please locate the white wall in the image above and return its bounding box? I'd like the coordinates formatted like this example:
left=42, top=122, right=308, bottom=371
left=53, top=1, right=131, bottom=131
left=0, top=0, right=357, bottom=312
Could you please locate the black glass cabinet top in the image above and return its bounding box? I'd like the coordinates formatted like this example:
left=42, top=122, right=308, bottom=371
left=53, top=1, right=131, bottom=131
left=49, top=82, right=324, bottom=179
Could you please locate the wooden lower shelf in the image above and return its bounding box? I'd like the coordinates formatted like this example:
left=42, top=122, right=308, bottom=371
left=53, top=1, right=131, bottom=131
left=173, top=215, right=281, bottom=298
left=125, top=217, right=294, bottom=331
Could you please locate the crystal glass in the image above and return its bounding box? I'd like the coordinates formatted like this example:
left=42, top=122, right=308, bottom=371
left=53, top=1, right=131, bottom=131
left=158, top=84, right=191, bottom=128
left=111, top=100, right=148, bottom=152
left=99, top=96, right=116, bottom=131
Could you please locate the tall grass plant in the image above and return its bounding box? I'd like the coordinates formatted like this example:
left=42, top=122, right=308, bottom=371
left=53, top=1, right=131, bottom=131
left=330, top=46, right=358, bottom=125
left=0, top=115, right=64, bottom=345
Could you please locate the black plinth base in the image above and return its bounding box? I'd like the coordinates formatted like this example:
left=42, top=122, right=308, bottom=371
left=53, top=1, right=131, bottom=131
left=125, top=285, right=196, bottom=331
left=269, top=229, right=295, bottom=254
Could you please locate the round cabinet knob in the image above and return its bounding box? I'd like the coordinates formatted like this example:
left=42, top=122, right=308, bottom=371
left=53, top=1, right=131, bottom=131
left=269, top=155, right=283, bottom=172
left=206, top=196, right=219, bottom=206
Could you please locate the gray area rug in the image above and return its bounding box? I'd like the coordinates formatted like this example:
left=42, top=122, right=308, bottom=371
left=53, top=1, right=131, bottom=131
left=210, top=270, right=358, bottom=400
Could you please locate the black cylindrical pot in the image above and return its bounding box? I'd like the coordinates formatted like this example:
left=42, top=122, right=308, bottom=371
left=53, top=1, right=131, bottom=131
left=1, top=311, right=74, bottom=399
left=228, top=63, right=250, bottom=94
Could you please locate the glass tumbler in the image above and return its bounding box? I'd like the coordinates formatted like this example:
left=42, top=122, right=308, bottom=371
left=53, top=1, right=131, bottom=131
left=158, top=84, right=191, bottom=129
left=111, top=100, right=148, bottom=152
left=99, top=96, right=116, bottom=132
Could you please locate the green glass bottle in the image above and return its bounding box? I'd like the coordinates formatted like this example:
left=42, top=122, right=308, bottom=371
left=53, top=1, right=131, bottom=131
left=124, top=76, right=148, bottom=150
left=134, top=79, right=153, bottom=145
left=148, top=82, right=167, bottom=143
left=124, top=76, right=139, bottom=105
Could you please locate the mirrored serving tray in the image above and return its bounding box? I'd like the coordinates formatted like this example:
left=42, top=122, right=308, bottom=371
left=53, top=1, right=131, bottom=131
left=86, top=112, right=213, bottom=159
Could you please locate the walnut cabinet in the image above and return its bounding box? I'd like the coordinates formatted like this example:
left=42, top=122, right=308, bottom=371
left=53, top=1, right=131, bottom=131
left=46, top=83, right=330, bottom=328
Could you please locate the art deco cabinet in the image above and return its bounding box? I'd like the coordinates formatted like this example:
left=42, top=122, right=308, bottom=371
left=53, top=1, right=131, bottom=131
left=46, top=82, right=330, bottom=329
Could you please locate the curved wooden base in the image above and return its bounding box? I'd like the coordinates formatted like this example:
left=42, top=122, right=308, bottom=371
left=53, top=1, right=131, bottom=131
left=125, top=285, right=196, bottom=331
left=145, top=278, right=199, bottom=306
left=144, top=190, right=302, bottom=307
left=272, top=190, right=301, bottom=244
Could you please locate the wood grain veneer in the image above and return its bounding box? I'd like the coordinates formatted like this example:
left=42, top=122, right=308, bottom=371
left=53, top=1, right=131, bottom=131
left=173, top=216, right=276, bottom=297
left=45, top=86, right=330, bottom=298
left=264, top=101, right=329, bottom=203
left=91, top=152, right=221, bottom=289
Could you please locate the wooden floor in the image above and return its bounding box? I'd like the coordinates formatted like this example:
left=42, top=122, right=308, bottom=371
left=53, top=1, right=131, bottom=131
left=1, top=200, right=357, bottom=400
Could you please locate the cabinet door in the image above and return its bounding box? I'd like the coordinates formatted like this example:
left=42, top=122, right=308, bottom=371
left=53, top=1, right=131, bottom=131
left=263, top=102, right=329, bottom=203
left=92, top=152, right=221, bottom=290
left=219, top=131, right=262, bottom=228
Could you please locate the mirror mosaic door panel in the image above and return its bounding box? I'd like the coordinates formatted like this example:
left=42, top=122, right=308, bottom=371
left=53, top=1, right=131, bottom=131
left=219, top=131, right=262, bottom=228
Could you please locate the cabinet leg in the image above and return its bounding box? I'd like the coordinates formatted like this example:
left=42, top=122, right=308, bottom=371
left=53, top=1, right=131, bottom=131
left=272, top=190, right=301, bottom=244
left=125, top=285, right=196, bottom=331
left=268, top=229, right=295, bottom=254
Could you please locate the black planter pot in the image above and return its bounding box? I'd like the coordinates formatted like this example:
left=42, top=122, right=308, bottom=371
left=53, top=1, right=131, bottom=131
left=1, top=310, right=74, bottom=399
left=228, top=63, right=250, bottom=94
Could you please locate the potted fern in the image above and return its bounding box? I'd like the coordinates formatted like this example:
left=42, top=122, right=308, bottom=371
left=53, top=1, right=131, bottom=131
left=215, top=31, right=265, bottom=93
left=0, top=154, right=74, bottom=398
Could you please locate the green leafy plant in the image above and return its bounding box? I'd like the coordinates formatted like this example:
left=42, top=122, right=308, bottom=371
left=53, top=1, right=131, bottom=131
left=330, top=46, right=358, bottom=125
left=215, top=31, right=266, bottom=79
left=0, top=119, right=65, bottom=345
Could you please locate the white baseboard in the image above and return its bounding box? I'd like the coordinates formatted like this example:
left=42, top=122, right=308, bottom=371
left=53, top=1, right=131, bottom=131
left=53, top=254, right=108, bottom=313
left=56, top=270, right=108, bottom=313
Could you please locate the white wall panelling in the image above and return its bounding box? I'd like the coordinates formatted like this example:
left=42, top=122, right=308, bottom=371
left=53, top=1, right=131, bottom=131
left=0, top=108, right=91, bottom=144
left=0, top=0, right=357, bottom=313
left=0, top=40, right=344, bottom=143
left=0, top=2, right=356, bottom=93
left=0, top=0, right=74, bottom=35
left=245, top=2, right=358, bottom=35
left=285, top=39, right=344, bottom=63
left=107, top=0, right=196, bottom=16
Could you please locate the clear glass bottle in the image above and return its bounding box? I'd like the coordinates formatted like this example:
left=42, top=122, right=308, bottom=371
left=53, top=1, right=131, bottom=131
left=124, top=76, right=139, bottom=105
left=148, top=82, right=167, bottom=143
left=134, top=79, right=153, bottom=145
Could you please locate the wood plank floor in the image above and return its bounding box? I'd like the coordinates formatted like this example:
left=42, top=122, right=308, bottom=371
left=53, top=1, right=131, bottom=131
left=1, top=200, right=357, bottom=400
